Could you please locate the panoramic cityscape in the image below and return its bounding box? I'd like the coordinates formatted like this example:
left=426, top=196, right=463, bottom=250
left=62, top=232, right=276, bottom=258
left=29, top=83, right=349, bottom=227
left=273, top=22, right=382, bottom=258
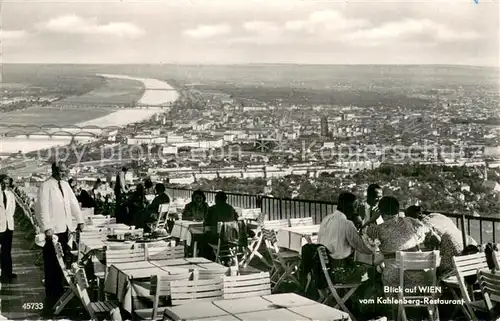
left=0, top=0, right=499, bottom=320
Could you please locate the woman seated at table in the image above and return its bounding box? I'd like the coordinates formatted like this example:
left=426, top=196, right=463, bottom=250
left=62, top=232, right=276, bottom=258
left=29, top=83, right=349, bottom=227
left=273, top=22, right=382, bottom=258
left=182, top=190, right=209, bottom=221
left=405, top=206, right=477, bottom=274
left=366, top=197, right=432, bottom=293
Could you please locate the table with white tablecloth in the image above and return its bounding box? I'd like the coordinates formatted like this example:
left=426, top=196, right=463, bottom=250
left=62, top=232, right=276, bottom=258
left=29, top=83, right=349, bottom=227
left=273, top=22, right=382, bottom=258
left=104, top=261, right=189, bottom=313
left=276, top=225, right=320, bottom=254
left=170, top=220, right=203, bottom=244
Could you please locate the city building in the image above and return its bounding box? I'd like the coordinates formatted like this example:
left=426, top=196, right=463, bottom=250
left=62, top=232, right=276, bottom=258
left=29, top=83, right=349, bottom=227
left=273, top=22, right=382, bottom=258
left=320, top=116, right=329, bottom=137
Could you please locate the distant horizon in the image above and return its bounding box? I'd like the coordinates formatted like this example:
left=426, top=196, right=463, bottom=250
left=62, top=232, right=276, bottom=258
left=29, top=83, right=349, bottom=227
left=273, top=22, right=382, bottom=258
left=2, top=62, right=498, bottom=69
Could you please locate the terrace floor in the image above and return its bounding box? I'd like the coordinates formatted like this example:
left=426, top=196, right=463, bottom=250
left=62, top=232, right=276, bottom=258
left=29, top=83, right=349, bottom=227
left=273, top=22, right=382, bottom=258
left=0, top=217, right=87, bottom=320
left=0, top=220, right=47, bottom=320
left=0, top=215, right=475, bottom=321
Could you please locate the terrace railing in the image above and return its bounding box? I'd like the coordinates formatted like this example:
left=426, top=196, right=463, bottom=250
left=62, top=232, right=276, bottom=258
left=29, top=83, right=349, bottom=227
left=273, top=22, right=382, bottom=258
left=166, top=186, right=500, bottom=245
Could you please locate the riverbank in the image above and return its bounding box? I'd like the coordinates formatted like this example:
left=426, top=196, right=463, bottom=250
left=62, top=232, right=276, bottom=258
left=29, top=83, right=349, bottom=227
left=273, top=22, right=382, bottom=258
left=0, top=75, right=179, bottom=155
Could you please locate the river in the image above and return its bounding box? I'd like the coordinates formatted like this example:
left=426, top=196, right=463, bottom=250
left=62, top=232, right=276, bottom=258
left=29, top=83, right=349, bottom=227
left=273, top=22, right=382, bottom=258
left=0, top=75, right=179, bottom=155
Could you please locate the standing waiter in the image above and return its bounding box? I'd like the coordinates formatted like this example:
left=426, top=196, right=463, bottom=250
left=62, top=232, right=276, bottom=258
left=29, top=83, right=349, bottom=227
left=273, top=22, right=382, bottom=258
left=35, top=161, right=84, bottom=316
left=0, top=174, right=17, bottom=283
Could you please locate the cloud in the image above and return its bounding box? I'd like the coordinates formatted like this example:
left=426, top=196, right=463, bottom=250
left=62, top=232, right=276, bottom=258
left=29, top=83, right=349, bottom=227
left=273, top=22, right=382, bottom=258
left=284, top=10, right=369, bottom=33
left=243, top=21, right=281, bottom=34
left=38, top=15, right=144, bottom=39
left=342, top=19, right=482, bottom=45
left=183, top=24, right=231, bottom=38
left=1, top=30, right=28, bottom=40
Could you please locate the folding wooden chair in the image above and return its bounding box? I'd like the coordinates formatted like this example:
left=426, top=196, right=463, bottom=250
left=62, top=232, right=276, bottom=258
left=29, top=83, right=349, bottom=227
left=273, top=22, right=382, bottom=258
left=156, top=203, right=170, bottom=230
left=223, top=272, right=271, bottom=299
left=397, top=250, right=441, bottom=321
left=240, top=211, right=270, bottom=268
left=72, top=265, right=120, bottom=321
left=317, top=245, right=360, bottom=321
left=477, top=268, right=500, bottom=320
left=134, top=272, right=192, bottom=320
left=145, top=244, right=184, bottom=260
left=53, top=242, right=80, bottom=315
left=442, top=252, right=489, bottom=321
left=210, top=221, right=245, bottom=267
left=289, top=217, right=314, bottom=227
left=104, top=246, right=148, bottom=264
left=169, top=278, right=224, bottom=306
left=94, top=246, right=147, bottom=300
left=261, top=228, right=300, bottom=292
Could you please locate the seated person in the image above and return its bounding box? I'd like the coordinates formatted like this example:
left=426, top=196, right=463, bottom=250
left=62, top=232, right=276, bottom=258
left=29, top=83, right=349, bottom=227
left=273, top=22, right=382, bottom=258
left=144, top=178, right=154, bottom=195
left=202, top=191, right=239, bottom=260
left=182, top=190, right=209, bottom=221
left=405, top=206, right=477, bottom=273
left=78, top=189, right=97, bottom=209
left=138, top=183, right=170, bottom=231
left=366, top=197, right=432, bottom=294
left=358, top=184, right=384, bottom=227
left=317, top=192, right=375, bottom=284
left=126, top=184, right=146, bottom=226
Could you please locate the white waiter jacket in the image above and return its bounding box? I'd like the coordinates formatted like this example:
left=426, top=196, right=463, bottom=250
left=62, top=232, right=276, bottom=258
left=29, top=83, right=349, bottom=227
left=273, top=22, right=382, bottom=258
left=35, top=177, right=84, bottom=234
left=0, top=189, right=16, bottom=232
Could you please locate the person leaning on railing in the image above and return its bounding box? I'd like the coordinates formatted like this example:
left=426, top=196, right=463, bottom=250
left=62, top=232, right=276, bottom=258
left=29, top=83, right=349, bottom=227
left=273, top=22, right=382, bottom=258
left=405, top=205, right=477, bottom=275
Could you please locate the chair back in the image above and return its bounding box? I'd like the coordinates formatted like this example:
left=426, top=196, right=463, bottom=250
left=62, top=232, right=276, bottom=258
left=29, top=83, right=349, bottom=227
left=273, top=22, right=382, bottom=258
left=146, top=244, right=185, bottom=260
left=223, top=272, right=271, bottom=299
left=452, top=252, right=489, bottom=303
left=104, top=246, right=147, bottom=265
left=54, top=242, right=73, bottom=284
left=106, top=243, right=134, bottom=250
left=79, top=230, right=105, bottom=240
left=397, top=251, right=440, bottom=297
left=261, top=228, right=279, bottom=253
left=170, top=278, right=223, bottom=305
left=477, top=269, right=500, bottom=314
left=238, top=208, right=262, bottom=222
left=155, top=203, right=170, bottom=230
left=150, top=272, right=192, bottom=320
left=217, top=221, right=240, bottom=244
left=72, top=265, right=98, bottom=320
left=289, top=217, right=314, bottom=227
left=317, top=245, right=358, bottom=321
left=263, top=219, right=289, bottom=230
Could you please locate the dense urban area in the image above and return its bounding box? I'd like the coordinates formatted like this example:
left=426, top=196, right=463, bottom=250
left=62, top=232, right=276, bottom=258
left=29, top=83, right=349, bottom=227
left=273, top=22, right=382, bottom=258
left=1, top=65, right=499, bottom=216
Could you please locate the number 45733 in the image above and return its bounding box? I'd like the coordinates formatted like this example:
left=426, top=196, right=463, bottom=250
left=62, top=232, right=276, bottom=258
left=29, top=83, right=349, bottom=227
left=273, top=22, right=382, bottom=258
left=22, top=303, right=43, bottom=310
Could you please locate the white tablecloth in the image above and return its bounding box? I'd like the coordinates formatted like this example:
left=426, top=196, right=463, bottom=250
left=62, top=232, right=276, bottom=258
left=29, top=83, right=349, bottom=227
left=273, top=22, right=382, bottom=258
left=277, top=225, right=319, bottom=254
left=170, top=220, right=204, bottom=246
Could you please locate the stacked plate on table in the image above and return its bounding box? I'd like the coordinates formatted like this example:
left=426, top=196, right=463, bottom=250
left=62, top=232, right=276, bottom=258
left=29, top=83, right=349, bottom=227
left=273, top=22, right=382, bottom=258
left=136, top=228, right=171, bottom=243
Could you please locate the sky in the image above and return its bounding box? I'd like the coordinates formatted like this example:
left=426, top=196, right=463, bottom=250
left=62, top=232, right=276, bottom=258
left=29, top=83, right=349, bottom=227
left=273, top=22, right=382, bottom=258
left=1, top=0, right=499, bottom=66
